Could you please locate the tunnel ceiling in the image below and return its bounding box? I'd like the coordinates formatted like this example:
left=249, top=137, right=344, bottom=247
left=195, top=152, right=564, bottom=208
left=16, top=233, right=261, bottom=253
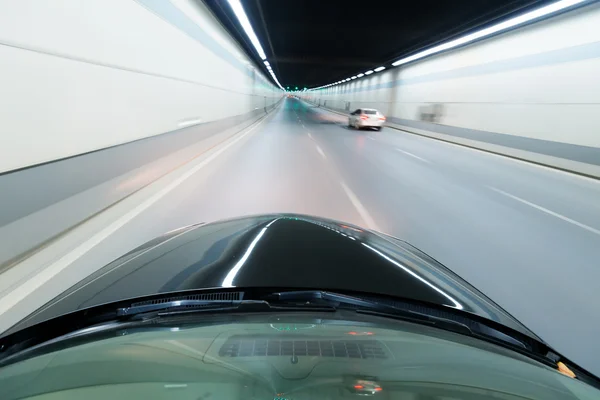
left=202, top=0, right=556, bottom=89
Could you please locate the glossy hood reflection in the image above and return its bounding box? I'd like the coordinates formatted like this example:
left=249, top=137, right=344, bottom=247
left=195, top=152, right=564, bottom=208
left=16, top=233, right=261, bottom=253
left=8, top=214, right=537, bottom=339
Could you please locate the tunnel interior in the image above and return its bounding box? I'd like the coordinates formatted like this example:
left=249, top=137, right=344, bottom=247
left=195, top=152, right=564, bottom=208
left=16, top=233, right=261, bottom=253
left=0, top=0, right=599, bottom=386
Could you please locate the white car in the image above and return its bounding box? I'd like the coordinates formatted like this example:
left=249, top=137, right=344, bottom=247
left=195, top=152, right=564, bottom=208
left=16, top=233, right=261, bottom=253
left=348, top=108, right=386, bottom=130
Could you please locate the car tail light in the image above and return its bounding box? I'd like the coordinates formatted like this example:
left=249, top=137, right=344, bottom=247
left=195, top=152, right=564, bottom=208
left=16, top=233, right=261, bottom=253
left=360, top=114, right=368, bottom=120
left=379, top=116, right=386, bottom=121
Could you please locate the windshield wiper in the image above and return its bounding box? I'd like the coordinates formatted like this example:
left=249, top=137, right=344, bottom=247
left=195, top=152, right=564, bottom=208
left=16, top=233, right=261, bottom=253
left=117, top=298, right=335, bottom=319
left=267, top=290, right=529, bottom=350
left=117, top=300, right=240, bottom=316
left=266, top=290, right=472, bottom=334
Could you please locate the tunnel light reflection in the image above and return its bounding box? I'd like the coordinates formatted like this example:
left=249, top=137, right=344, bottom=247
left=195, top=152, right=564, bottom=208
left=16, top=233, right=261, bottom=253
left=221, top=219, right=280, bottom=287
left=391, top=0, right=587, bottom=67
left=361, top=243, right=463, bottom=310
left=222, top=227, right=266, bottom=287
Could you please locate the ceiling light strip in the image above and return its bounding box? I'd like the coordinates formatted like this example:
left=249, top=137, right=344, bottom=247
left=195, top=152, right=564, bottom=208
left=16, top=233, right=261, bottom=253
left=392, top=0, right=586, bottom=66
left=310, top=0, right=584, bottom=91
left=227, top=0, right=283, bottom=89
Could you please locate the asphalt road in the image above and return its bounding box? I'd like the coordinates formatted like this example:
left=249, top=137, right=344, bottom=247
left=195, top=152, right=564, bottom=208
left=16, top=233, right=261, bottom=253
left=3, top=97, right=600, bottom=374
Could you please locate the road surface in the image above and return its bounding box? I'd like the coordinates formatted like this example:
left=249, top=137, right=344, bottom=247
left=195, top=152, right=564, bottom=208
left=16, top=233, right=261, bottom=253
left=3, top=97, right=600, bottom=374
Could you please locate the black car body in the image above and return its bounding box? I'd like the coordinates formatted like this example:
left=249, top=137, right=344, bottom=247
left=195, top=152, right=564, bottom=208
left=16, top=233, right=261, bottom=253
left=0, top=214, right=598, bottom=399
left=2, top=214, right=537, bottom=338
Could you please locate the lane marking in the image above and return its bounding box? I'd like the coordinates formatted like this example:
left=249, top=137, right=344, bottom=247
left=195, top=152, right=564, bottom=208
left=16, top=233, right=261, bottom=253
left=340, top=181, right=380, bottom=231
left=311, top=101, right=599, bottom=183
left=307, top=132, right=313, bottom=139
left=396, top=148, right=430, bottom=163
left=392, top=128, right=599, bottom=183
left=367, top=136, right=376, bottom=141
left=488, top=186, right=600, bottom=236
left=0, top=115, right=270, bottom=315
left=315, top=145, right=326, bottom=159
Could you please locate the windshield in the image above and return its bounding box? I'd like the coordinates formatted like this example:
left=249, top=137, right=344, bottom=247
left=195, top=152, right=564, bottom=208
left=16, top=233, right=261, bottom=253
left=0, top=315, right=597, bottom=400
left=1, top=0, right=599, bottom=395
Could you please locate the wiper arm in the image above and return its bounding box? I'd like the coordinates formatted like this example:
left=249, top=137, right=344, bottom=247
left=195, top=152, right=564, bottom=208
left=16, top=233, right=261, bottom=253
left=117, top=298, right=335, bottom=318
left=117, top=300, right=240, bottom=317
left=268, top=290, right=471, bottom=332
left=269, top=290, right=527, bottom=348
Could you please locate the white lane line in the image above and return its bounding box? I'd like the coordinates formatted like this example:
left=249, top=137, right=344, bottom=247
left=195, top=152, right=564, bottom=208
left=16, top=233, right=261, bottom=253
left=396, top=148, right=430, bottom=163
left=340, top=181, right=380, bottom=231
left=315, top=145, right=326, bottom=159
left=367, top=136, right=375, bottom=141
left=488, top=186, right=600, bottom=236
left=307, top=132, right=313, bottom=139
left=0, top=117, right=268, bottom=316
left=394, top=127, right=598, bottom=183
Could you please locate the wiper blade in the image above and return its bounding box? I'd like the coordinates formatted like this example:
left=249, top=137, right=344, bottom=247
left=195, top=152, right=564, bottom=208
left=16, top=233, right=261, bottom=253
left=269, top=290, right=532, bottom=349
left=269, top=290, right=472, bottom=334
left=117, top=299, right=334, bottom=318
left=117, top=300, right=239, bottom=316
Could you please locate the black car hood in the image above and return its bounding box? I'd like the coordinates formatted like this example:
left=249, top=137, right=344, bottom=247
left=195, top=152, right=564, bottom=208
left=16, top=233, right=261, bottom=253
left=5, top=214, right=538, bottom=340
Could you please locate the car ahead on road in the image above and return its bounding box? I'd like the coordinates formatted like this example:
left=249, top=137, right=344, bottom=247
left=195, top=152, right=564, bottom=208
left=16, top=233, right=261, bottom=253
left=1, top=214, right=598, bottom=399
left=348, top=108, right=386, bottom=130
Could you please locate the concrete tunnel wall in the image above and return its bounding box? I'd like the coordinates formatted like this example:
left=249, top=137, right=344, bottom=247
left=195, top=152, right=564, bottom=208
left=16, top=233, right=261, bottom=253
left=0, top=0, right=282, bottom=267
left=302, top=2, right=600, bottom=172
left=0, top=0, right=280, bottom=173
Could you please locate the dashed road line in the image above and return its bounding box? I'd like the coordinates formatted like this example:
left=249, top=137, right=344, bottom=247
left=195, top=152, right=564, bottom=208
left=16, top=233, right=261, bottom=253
left=0, top=114, right=270, bottom=316
left=488, top=186, right=600, bottom=236
left=340, top=181, right=380, bottom=231
left=315, top=145, right=326, bottom=159
left=396, top=148, right=430, bottom=163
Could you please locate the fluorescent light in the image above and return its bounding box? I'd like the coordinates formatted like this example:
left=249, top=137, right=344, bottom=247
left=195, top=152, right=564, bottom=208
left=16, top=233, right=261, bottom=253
left=351, top=76, right=357, bottom=80
left=374, top=66, right=385, bottom=72
left=227, top=0, right=267, bottom=60
left=226, top=0, right=284, bottom=90
left=364, top=70, right=374, bottom=75
left=357, top=73, right=365, bottom=78
left=392, top=0, right=586, bottom=67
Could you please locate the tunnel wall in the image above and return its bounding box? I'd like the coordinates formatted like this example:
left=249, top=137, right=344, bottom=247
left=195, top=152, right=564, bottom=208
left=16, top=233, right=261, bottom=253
left=0, top=0, right=282, bottom=267
left=0, top=0, right=280, bottom=173
left=303, top=2, right=600, bottom=172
